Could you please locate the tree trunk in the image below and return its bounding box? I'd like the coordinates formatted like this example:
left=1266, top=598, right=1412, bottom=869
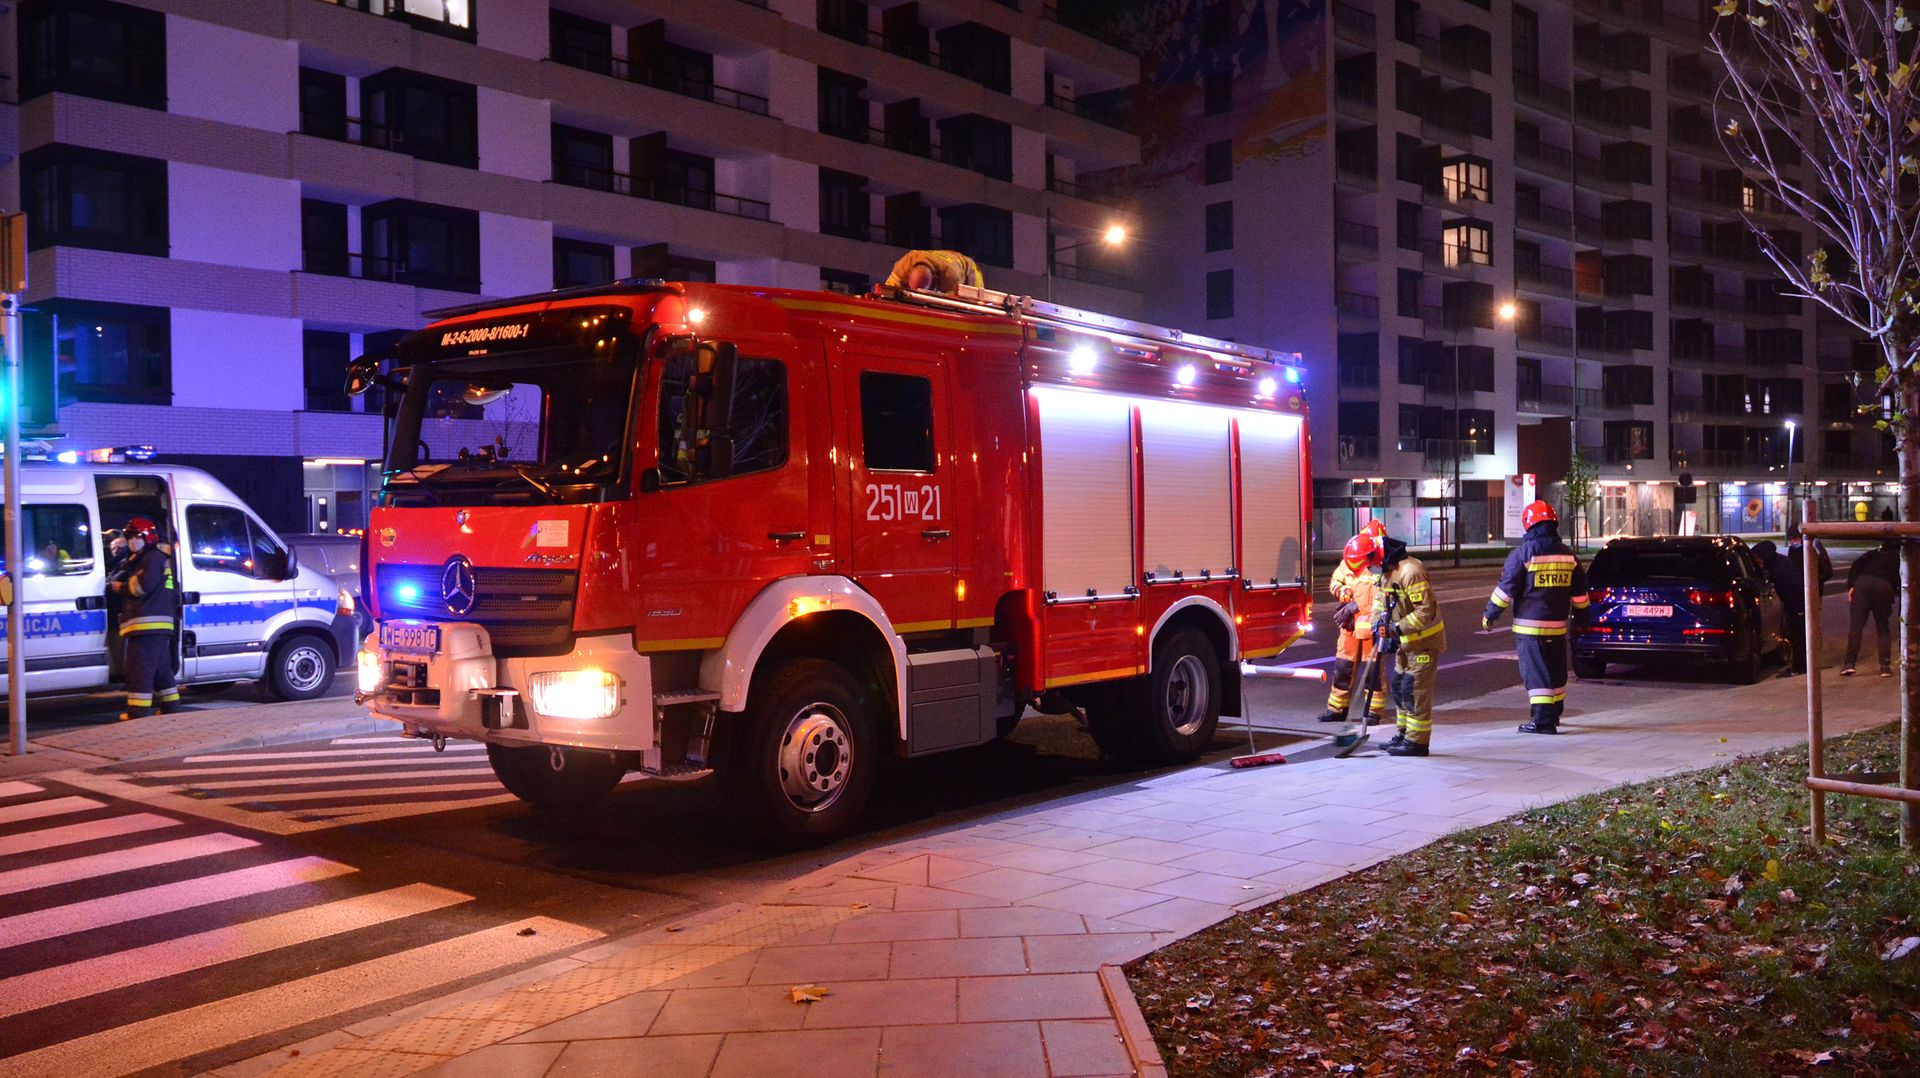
left=1903, top=377, right=1920, bottom=849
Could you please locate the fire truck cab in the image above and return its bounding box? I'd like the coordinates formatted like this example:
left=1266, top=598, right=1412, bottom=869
left=352, top=280, right=1310, bottom=845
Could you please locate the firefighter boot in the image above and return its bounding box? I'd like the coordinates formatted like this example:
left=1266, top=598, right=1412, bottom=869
left=1518, top=704, right=1559, bottom=735
left=1385, top=739, right=1428, bottom=757
left=1383, top=730, right=1407, bottom=750
left=1316, top=708, right=1347, bottom=723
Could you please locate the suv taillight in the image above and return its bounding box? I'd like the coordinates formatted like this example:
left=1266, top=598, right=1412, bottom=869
left=1589, top=588, right=1610, bottom=604
left=1687, top=587, right=1735, bottom=608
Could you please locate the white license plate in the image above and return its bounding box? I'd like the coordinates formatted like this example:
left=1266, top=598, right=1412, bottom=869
left=380, top=622, right=441, bottom=654
left=1621, top=604, right=1673, bottom=618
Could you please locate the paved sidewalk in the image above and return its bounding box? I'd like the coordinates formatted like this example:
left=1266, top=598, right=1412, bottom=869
left=214, top=669, right=1894, bottom=1078
left=1, top=697, right=388, bottom=779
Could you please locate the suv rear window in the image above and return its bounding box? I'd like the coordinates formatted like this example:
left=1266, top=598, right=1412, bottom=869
left=1589, top=545, right=1731, bottom=585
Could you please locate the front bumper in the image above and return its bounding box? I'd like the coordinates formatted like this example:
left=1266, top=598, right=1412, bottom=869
left=358, top=623, right=654, bottom=752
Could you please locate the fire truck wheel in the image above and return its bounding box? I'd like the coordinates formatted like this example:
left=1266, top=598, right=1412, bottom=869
left=486, top=744, right=625, bottom=816
left=725, top=659, right=878, bottom=848
left=1133, top=626, right=1222, bottom=763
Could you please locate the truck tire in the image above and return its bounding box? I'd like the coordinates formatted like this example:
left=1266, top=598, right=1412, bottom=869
left=723, top=659, right=879, bottom=849
left=487, top=743, right=624, bottom=816
left=265, top=635, right=336, bottom=700
left=1091, top=627, right=1222, bottom=765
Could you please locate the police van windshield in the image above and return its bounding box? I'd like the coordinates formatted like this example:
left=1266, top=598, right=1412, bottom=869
left=385, top=308, right=642, bottom=505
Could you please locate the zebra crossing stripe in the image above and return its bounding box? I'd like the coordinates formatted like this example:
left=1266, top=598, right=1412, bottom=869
left=0, top=796, right=107, bottom=827
left=0, top=882, right=471, bottom=1019
left=0, top=856, right=356, bottom=949
left=231, top=781, right=507, bottom=805
left=0, top=814, right=179, bottom=858
left=178, top=744, right=483, bottom=764
left=299, top=794, right=518, bottom=826
left=0, top=781, right=44, bottom=800
left=146, top=757, right=483, bottom=777
left=0, top=916, right=603, bottom=1078
left=174, top=767, right=497, bottom=792
left=0, top=833, right=259, bottom=898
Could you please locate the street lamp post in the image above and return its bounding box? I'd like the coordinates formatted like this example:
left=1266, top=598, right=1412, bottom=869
left=1043, top=206, right=1127, bottom=302
left=1450, top=300, right=1519, bottom=568
left=1786, top=418, right=1798, bottom=529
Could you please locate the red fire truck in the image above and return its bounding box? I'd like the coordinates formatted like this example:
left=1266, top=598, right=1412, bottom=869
left=349, top=279, right=1311, bottom=845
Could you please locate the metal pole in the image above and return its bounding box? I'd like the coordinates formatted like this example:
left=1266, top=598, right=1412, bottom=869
left=5, top=293, right=24, bottom=757
left=1804, top=496, right=1824, bottom=843
left=1453, top=331, right=1463, bottom=568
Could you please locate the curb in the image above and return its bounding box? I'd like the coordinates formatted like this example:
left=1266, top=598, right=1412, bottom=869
left=1099, top=964, right=1169, bottom=1078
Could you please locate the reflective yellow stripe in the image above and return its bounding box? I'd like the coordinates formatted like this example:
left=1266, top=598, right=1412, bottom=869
left=1525, top=556, right=1577, bottom=567
left=1400, top=620, right=1446, bottom=643
left=159, top=690, right=181, bottom=702
left=126, top=694, right=153, bottom=705
left=1514, top=618, right=1567, bottom=629
left=120, top=618, right=176, bottom=635
left=1529, top=692, right=1566, bottom=704
left=1489, top=588, right=1511, bottom=608
left=1569, top=596, right=1591, bottom=608
left=1513, top=625, right=1567, bottom=636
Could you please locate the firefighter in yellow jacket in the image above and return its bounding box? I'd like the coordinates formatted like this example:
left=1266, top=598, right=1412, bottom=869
left=1373, top=532, right=1447, bottom=757
left=883, top=249, right=985, bottom=294
left=1315, top=530, right=1389, bottom=723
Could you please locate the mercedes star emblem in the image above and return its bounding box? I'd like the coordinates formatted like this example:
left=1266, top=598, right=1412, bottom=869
left=441, top=555, right=477, bottom=617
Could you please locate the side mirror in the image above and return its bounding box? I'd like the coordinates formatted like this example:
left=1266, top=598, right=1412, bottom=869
left=281, top=546, right=300, bottom=581
left=345, top=355, right=381, bottom=398
left=639, top=467, right=663, bottom=493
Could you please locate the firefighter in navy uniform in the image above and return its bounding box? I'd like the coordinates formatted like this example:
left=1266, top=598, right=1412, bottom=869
left=109, top=516, right=181, bottom=720
left=1482, top=500, right=1589, bottom=734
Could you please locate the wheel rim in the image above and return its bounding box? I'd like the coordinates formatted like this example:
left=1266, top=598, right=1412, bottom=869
left=777, top=702, right=854, bottom=813
left=283, top=645, right=328, bottom=693
left=1163, top=655, right=1211, bottom=737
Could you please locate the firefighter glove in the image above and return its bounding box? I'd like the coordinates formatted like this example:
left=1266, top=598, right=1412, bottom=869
left=1334, top=602, right=1357, bottom=633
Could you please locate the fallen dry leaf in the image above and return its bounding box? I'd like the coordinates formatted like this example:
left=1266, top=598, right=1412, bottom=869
left=789, top=984, right=829, bottom=1004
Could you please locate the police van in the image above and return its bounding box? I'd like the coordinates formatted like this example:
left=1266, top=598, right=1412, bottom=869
left=3, top=461, right=357, bottom=701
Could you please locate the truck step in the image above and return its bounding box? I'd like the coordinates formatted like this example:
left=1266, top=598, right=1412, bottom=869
left=654, top=689, right=721, bottom=707
left=639, top=762, right=714, bottom=781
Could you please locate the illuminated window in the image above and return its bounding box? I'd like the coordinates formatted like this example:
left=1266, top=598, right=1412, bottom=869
left=1441, top=221, right=1491, bottom=267
left=1440, top=157, right=1491, bottom=202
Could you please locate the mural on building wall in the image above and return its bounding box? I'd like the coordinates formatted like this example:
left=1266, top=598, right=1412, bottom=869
left=1118, top=0, right=1330, bottom=187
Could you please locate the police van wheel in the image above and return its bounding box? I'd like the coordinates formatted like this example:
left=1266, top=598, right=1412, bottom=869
left=486, top=744, right=624, bottom=816
left=724, top=660, right=879, bottom=849
left=266, top=636, right=336, bottom=700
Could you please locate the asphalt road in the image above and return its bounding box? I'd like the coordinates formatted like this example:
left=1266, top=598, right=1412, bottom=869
left=0, top=557, right=1868, bottom=1074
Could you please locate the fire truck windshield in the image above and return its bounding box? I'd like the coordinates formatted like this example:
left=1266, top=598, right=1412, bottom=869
left=384, top=322, right=641, bottom=506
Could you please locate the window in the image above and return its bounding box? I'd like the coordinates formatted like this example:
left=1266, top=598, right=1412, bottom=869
left=327, top=0, right=473, bottom=39
left=553, top=238, right=614, bottom=288
left=1512, top=5, right=1540, bottom=78
left=938, top=204, right=1014, bottom=268
left=300, top=68, right=349, bottom=140
left=822, top=268, right=870, bottom=295
left=22, top=145, right=167, bottom=256
left=3, top=505, right=96, bottom=577
left=304, top=330, right=352, bottom=412
left=1397, top=336, right=1434, bottom=385
left=1204, top=140, right=1233, bottom=184
left=820, top=169, right=871, bottom=239
left=1206, top=269, right=1235, bottom=320
left=20, top=0, right=165, bottom=108
left=1204, top=202, right=1234, bottom=252
left=817, top=0, right=869, bottom=44
left=1395, top=133, right=1429, bottom=186
left=187, top=505, right=287, bottom=579
left=1396, top=200, right=1422, bottom=250
left=301, top=199, right=350, bottom=276
left=860, top=372, right=936, bottom=472
left=937, top=22, right=1012, bottom=94
left=1459, top=408, right=1495, bottom=454
left=32, top=300, right=170, bottom=406
left=1602, top=365, right=1655, bottom=407
left=551, top=125, right=616, bottom=191
left=549, top=10, right=613, bottom=74
left=1203, top=73, right=1232, bottom=116
left=1397, top=269, right=1423, bottom=318
left=1338, top=401, right=1379, bottom=437
left=937, top=115, right=1013, bottom=180
left=1441, top=221, right=1491, bottom=267
left=362, top=200, right=480, bottom=292
left=1394, top=0, right=1420, bottom=44
left=361, top=69, right=478, bottom=168
left=1440, top=157, right=1490, bottom=202
left=818, top=69, right=870, bottom=141
left=1394, top=63, right=1424, bottom=115
left=656, top=352, right=789, bottom=483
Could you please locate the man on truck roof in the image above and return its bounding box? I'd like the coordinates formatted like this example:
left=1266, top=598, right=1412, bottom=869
left=883, top=249, right=984, bottom=295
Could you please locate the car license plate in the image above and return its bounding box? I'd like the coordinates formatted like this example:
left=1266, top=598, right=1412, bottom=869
left=1622, top=604, right=1673, bottom=618
left=380, top=622, right=440, bottom=654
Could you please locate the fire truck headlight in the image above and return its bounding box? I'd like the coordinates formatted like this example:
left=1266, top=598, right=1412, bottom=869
left=528, top=669, right=621, bottom=721
left=357, top=650, right=385, bottom=695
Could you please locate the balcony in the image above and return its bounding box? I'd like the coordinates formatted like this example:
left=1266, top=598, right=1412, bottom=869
left=546, top=51, right=770, bottom=116
left=1336, top=291, right=1380, bottom=322
left=1411, top=437, right=1490, bottom=460
left=1517, top=262, right=1574, bottom=292
left=1515, top=141, right=1574, bottom=179
left=301, top=249, right=479, bottom=294
left=301, top=112, right=475, bottom=169
left=1333, top=2, right=1376, bottom=41
left=1337, top=434, right=1380, bottom=463
left=1336, top=219, right=1380, bottom=251
left=1514, top=74, right=1572, bottom=114
left=1517, top=202, right=1574, bottom=235
left=1518, top=323, right=1576, bottom=352
left=321, top=0, right=473, bottom=40
left=1336, top=146, right=1379, bottom=183
left=1338, top=360, right=1380, bottom=390
left=1517, top=383, right=1576, bottom=413
left=1043, top=88, right=1128, bottom=130
left=553, top=163, right=771, bottom=221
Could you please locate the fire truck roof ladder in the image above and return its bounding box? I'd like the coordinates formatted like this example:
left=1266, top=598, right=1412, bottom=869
left=888, top=285, right=1303, bottom=374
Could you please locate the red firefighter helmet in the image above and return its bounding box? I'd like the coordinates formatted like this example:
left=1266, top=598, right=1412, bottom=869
left=1522, top=500, right=1558, bottom=529
left=1342, top=532, right=1383, bottom=571
left=1361, top=518, right=1388, bottom=540
left=124, top=516, right=160, bottom=543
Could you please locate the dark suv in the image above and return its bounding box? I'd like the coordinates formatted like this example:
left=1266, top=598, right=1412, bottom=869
left=1573, top=536, right=1788, bottom=683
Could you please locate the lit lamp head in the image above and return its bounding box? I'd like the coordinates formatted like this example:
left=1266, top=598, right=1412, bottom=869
left=1102, top=224, right=1128, bottom=246
left=1497, top=301, right=1518, bottom=322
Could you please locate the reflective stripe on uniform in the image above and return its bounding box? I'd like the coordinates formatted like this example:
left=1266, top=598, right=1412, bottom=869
left=1489, top=587, right=1512, bottom=608
left=1569, top=595, right=1591, bottom=609
left=1401, top=620, right=1446, bottom=643
left=159, top=689, right=181, bottom=702
left=120, top=617, right=176, bottom=636
left=1524, top=555, right=1578, bottom=569
left=1513, top=618, right=1568, bottom=636
left=126, top=694, right=153, bottom=706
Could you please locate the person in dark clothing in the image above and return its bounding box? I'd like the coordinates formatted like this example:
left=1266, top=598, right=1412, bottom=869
left=1882, top=506, right=1897, bottom=522
left=1766, top=525, right=1833, bottom=674
left=1483, top=501, right=1590, bottom=735
left=108, top=516, right=181, bottom=720
left=1843, top=538, right=1901, bottom=677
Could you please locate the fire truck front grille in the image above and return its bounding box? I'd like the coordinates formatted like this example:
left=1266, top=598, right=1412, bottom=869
left=377, top=564, right=578, bottom=655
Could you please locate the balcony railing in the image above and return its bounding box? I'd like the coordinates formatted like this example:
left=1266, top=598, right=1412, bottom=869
left=1410, top=437, right=1490, bottom=459
left=548, top=50, right=770, bottom=116
left=1336, top=219, right=1380, bottom=248
left=300, top=112, right=477, bottom=168
left=1338, top=434, right=1380, bottom=462
left=1517, top=263, right=1574, bottom=291
left=1336, top=291, right=1380, bottom=319
left=1517, top=202, right=1574, bottom=233
left=1333, top=2, right=1376, bottom=39
left=553, top=163, right=771, bottom=221
left=301, top=249, right=479, bottom=293
left=1517, top=383, right=1576, bottom=411
left=1043, top=89, right=1128, bottom=130
left=1518, top=323, right=1576, bottom=350
left=1338, top=361, right=1380, bottom=390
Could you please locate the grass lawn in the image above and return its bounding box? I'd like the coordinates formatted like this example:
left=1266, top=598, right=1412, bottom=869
left=1127, top=724, right=1920, bottom=1076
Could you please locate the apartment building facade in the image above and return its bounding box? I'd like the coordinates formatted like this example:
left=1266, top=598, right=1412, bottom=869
left=5, top=0, right=1140, bottom=532
left=1126, top=0, right=1894, bottom=548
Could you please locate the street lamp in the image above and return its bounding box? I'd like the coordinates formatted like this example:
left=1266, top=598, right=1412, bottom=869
left=1043, top=207, right=1128, bottom=301
left=1451, top=300, right=1519, bottom=567
left=1785, top=418, right=1798, bottom=529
